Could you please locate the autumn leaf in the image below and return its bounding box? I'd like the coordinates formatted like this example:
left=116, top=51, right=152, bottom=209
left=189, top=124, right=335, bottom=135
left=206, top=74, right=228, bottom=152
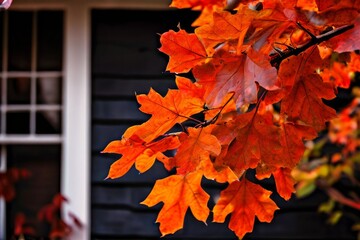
left=0, top=168, right=30, bottom=202
left=195, top=6, right=256, bottom=51
left=315, top=0, right=360, bottom=12
left=320, top=61, right=351, bottom=88
left=175, top=76, right=205, bottom=99
left=193, top=50, right=278, bottom=108
left=124, top=77, right=205, bottom=142
left=328, top=17, right=360, bottom=53
left=199, top=158, right=239, bottom=183
left=170, top=0, right=225, bottom=9
left=172, top=126, right=221, bottom=174
left=249, top=7, right=297, bottom=55
left=103, top=135, right=180, bottom=179
left=141, top=171, right=210, bottom=236
left=273, top=167, right=296, bottom=200
left=217, top=111, right=281, bottom=177
left=14, top=213, right=35, bottom=236
left=278, top=122, right=318, bottom=168
left=213, top=178, right=279, bottom=239
left=278, top=48, right=337, bottom=130
left=296, top=0, right=318, bottom=11
left=159, top=29, right=208, bottom=73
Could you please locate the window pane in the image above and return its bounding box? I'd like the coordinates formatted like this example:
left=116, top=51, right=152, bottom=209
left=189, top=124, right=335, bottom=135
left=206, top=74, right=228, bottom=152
left=6, top=144, right=61, bottom=238
left=6, top=112, right=30, bottom=134
left=36, top=111, right=61, bottom=134
left=37, top=11, right=63, bottom=71
left=8, top=12, right=32, bottom=71
left=36, top=77, right=62, bottom=104
left=7, top=78, right=31, bottom=105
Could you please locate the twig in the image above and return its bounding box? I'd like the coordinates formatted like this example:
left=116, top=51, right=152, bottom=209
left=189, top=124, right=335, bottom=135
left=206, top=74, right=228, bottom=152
left=270, top=24, right=354, bottom=68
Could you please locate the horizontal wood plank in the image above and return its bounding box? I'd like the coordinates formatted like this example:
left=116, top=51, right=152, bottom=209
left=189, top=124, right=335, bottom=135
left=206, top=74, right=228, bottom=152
left=93, top=78, right=176, bottom=98
left=91, top=124, right=128, bottom=152
left=91, top=209, right=356, bottom=239
left=92, top=100, right=148, bottom=121
left=91, top=154, right=170, bottom=183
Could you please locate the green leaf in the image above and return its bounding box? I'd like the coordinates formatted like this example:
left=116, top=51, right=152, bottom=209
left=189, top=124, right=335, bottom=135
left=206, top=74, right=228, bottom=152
left=318, top=199, right=335, bottom=214
left=296, top=182, right=316, bottom=198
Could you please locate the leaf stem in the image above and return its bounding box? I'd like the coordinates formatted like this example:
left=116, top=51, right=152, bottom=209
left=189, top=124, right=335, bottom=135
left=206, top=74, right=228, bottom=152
left=296, top=22, right=317, bottom=40
left=201, top=92, right=235, bottom=127
left=270, top=24, right=354, bottom=68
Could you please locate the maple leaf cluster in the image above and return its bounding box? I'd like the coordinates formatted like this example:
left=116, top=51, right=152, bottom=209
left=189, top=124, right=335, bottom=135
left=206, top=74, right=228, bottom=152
left=12, top=194, right=82, bottom=239
left=0, top=168, right=30, bottom=202
left=104, top=0, right=360, bottom=238
left=1, top=168, right=81, bottom=238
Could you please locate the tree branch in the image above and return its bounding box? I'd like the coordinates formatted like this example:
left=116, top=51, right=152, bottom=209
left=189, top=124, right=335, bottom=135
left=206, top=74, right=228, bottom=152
left=270, top=24, right=354, bottom=68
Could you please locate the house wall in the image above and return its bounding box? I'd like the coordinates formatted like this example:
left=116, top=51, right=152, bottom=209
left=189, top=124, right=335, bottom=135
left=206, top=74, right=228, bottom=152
left=89, top=8, right=357, bottom=240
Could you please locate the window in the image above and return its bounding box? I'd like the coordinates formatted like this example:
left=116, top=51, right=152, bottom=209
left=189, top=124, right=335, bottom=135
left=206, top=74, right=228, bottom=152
left=1, top=1, right=169, bottom=240
left=0, top=10, right=64, bottom=238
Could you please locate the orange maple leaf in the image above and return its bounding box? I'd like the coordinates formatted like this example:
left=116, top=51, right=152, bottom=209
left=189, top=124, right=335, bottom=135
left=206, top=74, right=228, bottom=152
left=170, top=0, right=225, bottom=9
left=141, top=171, right=210, bottom=236
left=159, top=29, right=208, bottom=73
left=124, top=77, right=205, bottom=142
left=195, top=6, right=256, bottom=51
left=172, top=126, right=221, bottom=174
left=273, top=167, right=296, bottom=200
left=213, top=178, right=279, bottom=239
left=279, top=122, right=317, bottom=168
left=217, top=110, right=281, bottom=177
left=321, top=61, right=351, bottom=88
left=103, top=135, right=180, bottom=179
left=194, top=50, right=278, bottom=108
left=328, top=17, right=360, bottom=53
left=315, top=0, right=360, bottom=11
left=279, top=48, right=337, bottom=130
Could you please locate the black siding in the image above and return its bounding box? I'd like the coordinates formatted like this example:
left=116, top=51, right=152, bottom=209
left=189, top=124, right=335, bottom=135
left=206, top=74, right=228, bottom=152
left=90, top=9, right=357, bottom=240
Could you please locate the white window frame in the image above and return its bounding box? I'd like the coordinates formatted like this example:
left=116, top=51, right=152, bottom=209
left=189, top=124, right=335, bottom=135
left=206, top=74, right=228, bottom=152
left=2, top=0, right=170, bottom=239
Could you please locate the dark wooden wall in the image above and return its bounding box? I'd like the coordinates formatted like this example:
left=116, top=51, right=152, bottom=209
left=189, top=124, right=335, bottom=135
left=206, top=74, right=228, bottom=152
left=90, top=9, right=357, bottom=240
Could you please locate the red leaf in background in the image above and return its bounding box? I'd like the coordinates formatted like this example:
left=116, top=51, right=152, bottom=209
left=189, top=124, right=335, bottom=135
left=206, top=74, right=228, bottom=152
left=49, top=219, right=71, bottom=239
left=38, top=204, right=56, bottom=223
left=14, top=213, right=36, bottom=236
left=52, top=193, right=68, bottom=208
left=69, top=212, right=83, bottom=228
left=0, top=168, right=30, bottom=202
